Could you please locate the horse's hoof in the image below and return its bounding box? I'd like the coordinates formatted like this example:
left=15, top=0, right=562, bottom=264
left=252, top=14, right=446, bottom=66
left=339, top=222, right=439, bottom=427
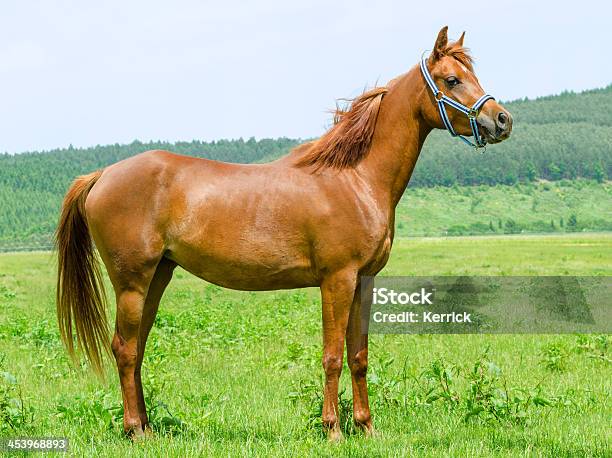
left=127, top=425, right=153, bottom=442
left=130, top=430, right=145, bottom=443
left=327, top=427, right=344, bottom=443
left=354, top=420, right=377, bottom=438
left=143, top=424, right=155, bottom=438
left=363, top=426, right=378, bottom=438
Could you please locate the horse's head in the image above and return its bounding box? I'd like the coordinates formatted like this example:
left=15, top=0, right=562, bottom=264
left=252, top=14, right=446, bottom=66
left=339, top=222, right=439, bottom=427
left=420, top=26, right=512, bottom=146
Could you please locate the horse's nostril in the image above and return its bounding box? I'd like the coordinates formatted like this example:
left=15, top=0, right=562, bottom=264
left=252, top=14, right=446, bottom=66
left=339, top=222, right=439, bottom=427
left=497, top=112, right=508, bottom=126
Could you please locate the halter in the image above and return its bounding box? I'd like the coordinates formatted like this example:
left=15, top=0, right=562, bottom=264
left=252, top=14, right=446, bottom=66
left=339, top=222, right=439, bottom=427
left=420, top=55, right=495, bottom=149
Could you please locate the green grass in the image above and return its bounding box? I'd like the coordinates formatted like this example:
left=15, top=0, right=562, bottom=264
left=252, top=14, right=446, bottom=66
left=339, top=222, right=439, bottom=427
left=395, top=180, right=612, bottom=237
left=0, top=234, right=610, bottom=456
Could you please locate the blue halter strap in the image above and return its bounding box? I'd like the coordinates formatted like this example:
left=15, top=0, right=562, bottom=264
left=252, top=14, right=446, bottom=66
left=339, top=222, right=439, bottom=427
left=419, top=55, right=494, bottom=149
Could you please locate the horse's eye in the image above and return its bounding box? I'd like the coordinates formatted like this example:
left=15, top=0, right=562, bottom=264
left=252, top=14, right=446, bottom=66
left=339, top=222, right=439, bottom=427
left=446, top=77, right=460, bottom=88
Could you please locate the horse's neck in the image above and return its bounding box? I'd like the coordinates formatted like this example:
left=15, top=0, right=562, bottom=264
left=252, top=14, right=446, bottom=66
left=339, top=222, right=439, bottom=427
left=357, top=66, right=431, bottom=211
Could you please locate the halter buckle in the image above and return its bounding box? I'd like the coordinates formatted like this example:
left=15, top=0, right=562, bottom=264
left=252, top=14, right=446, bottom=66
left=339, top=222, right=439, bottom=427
left=434, top=90, right=444, bottom=102
left=468, top=108, right=478, bottom=119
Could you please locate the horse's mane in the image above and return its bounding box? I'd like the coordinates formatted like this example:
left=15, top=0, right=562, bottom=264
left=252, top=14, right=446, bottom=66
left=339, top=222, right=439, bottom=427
left=443, top=44, right=474, bottom=72
left=294, top=42, right=470, bottom=171
left=294, top=86, right=388, bottom=170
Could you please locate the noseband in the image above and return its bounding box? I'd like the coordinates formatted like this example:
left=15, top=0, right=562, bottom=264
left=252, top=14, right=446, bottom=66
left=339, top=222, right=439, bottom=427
left=420, top=56, right=494, bottom=149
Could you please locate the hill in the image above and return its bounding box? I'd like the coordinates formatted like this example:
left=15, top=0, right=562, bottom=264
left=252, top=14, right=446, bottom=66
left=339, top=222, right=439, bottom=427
left=0, top=85, right=610, bottom=249
left=395, top=180, right=611, bottom=237
left=2, top=179, right=610, bottom=251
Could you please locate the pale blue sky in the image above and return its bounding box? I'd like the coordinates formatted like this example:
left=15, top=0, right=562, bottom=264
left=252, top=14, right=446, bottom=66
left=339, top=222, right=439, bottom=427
left=1, top=0, right=610, bottom=153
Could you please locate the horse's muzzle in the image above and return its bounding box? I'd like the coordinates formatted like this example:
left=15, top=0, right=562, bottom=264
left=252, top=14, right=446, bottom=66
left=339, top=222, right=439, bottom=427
left=478, top=108, right=512, bottom=144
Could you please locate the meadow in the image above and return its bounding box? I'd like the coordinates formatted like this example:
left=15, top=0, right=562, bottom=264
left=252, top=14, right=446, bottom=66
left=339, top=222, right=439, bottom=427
left=0, top=234, right=610, bottom=456
left=395, top=180, right=611, bottom=237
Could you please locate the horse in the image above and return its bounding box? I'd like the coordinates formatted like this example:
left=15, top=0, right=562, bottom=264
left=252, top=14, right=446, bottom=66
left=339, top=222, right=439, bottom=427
left=56, top=27, right=512, bottom=441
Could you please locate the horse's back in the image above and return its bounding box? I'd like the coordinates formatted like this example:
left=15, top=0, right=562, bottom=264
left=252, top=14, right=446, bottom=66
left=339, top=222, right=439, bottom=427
left=84, top=150, right=319, bottom=288
left=85, top=149, right=390, bottom=290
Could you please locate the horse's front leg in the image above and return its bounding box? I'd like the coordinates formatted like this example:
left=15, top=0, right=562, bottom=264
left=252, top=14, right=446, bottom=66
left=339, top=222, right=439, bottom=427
left=346, top=282, right=374, bottom=435
left=320, top=269, right=357, bottom=442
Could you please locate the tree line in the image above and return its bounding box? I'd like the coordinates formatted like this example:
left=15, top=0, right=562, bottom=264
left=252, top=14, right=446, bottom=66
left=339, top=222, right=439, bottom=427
left=0, top=85, right=610, bottom=247
left=1, top=85, right=610, bottom=195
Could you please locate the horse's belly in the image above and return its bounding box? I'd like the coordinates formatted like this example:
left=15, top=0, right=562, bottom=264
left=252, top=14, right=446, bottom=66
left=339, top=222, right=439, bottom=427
left=167, top=241, right=318, bottom=291
left=190, top=263, right=317, bottom=291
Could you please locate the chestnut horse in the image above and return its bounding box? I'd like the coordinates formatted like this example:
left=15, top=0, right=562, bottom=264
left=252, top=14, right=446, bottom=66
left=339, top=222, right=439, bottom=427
left=56, top=27, right=512, bottom=440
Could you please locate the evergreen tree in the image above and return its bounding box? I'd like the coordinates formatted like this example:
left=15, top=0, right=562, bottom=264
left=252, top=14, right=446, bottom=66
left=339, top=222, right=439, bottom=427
left=567, top=214, right=578, bottom=232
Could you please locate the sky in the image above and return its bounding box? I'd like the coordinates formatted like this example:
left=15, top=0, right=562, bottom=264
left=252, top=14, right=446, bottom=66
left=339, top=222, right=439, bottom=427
left=1, top=0, right=610, bottom=153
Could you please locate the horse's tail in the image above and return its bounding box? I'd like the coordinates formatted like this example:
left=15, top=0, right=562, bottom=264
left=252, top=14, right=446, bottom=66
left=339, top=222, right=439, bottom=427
left=56, top=169, right=110, bottom=376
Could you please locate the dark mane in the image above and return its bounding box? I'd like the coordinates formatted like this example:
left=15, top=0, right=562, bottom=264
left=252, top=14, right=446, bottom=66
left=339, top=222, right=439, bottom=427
left=295, top=86, right=388, bottom=170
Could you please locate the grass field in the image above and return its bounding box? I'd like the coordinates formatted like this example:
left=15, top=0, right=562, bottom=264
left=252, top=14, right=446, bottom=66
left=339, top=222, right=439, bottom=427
left=394, top=180, right=612, bottom=237
left=0, top=234, right=610, bottom=456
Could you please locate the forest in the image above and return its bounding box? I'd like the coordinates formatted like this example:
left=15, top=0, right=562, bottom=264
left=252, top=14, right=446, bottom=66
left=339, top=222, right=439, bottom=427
left=0, top=85, right=610, bottom=249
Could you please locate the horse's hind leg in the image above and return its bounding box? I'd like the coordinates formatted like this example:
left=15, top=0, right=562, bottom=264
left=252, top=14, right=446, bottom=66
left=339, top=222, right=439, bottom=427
left=134, top=258, right=176, bottom=432
left=108, top=255, right=170, bottom=438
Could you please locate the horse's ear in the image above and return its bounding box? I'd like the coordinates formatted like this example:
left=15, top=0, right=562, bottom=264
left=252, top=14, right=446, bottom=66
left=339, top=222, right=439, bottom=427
left=431, top=26, right=448, bottom=61
left=456, top=31, right=465, bottom=47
